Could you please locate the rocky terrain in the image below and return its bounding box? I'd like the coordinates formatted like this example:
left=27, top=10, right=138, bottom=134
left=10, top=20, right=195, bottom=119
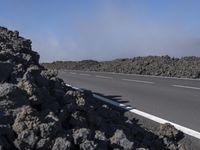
left=0, top=26, right=197, bottom=150
left=43, top=56, right=200, bottom=79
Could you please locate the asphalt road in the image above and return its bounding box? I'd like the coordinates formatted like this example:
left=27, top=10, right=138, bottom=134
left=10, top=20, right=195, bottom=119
left=58, top=70, right=200, bottom=132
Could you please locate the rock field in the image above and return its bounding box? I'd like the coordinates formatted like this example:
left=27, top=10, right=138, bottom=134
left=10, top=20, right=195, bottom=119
left=0, top=26, right=197, bottom=149
left=43, top=56, right=200, bottom=79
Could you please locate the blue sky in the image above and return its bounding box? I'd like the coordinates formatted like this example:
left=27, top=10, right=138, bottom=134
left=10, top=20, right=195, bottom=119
left=0, top=0, right=200, bottom=62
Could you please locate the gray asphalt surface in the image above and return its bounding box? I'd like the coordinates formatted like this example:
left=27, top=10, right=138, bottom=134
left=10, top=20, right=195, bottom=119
left=58, top=70, right=200, bottom=132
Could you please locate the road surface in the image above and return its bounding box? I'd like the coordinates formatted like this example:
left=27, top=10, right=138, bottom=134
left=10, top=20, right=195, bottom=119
left=58, top=70, right=200, bottom=133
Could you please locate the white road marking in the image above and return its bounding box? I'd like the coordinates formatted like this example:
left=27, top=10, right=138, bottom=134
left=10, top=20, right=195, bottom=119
left=65, top=83, right=200, bottom=139
left=122, top=78, right=154, bottom=84
left=93, top=94, right=200, bottom=140
left=96, top=75, right=113, bottom=79
left=70, top=72, right=76, bottom=75
left=79, top=73, right=91, bottom=76
left=65, top=83, right=72, bottom=87
left=65, top=70, right=200, bottom=81
left=172, top=84, right=200, bottom=90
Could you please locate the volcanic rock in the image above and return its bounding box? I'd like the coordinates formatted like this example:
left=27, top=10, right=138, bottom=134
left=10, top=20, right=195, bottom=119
left=110, top=129, right=134, bottom=149
left=43, top=56, right=200, bottom=79
left=0, top=62, right=12, bottom=83
left=0, top=26, right=192, bottom=150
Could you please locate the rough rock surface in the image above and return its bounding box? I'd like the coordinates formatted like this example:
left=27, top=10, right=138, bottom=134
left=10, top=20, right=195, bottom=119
left=43, top=56, right=200, bottom=79
left=0, top=26, right=192, bottom=150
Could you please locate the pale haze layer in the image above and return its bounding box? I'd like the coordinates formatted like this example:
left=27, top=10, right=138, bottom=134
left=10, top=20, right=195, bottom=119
left=0, top=0, right=200, bottom=62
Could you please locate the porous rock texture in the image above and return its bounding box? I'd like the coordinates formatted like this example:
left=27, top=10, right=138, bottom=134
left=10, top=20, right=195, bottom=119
left=0, top=26, right=190, bottom=150
left=43, top=56, right=200, bottom=79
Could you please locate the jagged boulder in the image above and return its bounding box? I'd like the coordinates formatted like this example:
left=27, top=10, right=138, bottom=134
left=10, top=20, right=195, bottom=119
left=110, top=129, right=134, bottom=149
left=0, top=62, right=12, bottom=83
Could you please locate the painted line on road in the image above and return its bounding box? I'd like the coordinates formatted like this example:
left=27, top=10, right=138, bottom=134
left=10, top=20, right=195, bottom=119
left=93, top=94, right=200, bottom=140
left=65, top=70, right=200, bottom=81
left=79, top=73, right=91, bottom=76
left=70, top=72, right=77, bottom=75
left=96, top=75, right=113, bottom=79
left=122, top=78, right=154, bottom=84
left=65, top=83, right=200, bottom=140
left=65, top=83, right=73, bottom=87
left=172, top=84, right=200, bottom=90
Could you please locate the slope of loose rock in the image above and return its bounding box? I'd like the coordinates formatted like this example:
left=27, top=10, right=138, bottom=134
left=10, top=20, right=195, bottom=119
left=0, top=26, right=195, bottom=150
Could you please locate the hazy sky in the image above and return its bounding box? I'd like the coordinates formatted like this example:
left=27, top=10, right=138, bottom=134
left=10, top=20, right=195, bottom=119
left=0, top=0, right=200, bottom=62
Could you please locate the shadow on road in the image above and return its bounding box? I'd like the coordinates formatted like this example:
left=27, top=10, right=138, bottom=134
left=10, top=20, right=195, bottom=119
left=80, top=90, right=185, bottom=149
left=93, top=92, right=133, bottom=109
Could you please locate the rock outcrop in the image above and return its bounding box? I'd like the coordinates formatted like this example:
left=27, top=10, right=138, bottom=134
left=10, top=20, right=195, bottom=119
left=0, top=26, right=191, bottom=149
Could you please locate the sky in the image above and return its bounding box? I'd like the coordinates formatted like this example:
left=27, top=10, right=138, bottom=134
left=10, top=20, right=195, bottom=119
left=0, top=0, right=200, bottom=62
